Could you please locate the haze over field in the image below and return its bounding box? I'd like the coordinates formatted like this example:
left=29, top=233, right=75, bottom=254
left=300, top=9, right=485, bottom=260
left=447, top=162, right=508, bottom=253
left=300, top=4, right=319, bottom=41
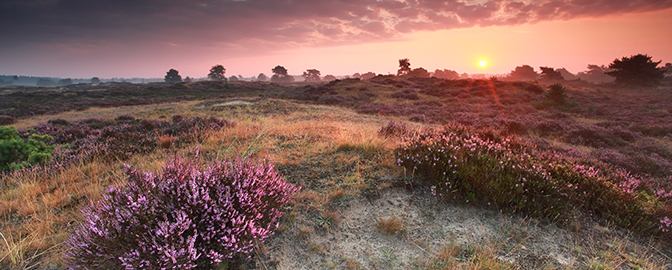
left=1, top=0, right=672, bottom=78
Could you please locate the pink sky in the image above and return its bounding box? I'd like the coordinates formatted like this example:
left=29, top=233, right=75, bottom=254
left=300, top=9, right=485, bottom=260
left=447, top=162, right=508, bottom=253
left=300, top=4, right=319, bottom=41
left=1, top=0, right=671, bottom=79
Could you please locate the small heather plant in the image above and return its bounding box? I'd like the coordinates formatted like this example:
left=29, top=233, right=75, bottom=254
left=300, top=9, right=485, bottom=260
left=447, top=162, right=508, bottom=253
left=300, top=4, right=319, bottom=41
left=64, top=156, right=300, bottom=269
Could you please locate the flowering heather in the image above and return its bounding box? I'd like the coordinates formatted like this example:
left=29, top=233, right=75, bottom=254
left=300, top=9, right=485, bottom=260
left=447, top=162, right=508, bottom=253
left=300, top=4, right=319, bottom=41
left=0, top=115, right=16, bottom=125
left=395, top=125, right=672, bottom=236
left=64, top=156, right=299, bottom=269
left=27, top=116, right=234, bottom=162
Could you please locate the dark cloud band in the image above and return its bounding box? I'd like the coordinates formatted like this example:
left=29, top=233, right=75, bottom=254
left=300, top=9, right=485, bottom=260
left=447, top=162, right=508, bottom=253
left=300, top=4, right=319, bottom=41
left=2, top=0, right=672, bottom=49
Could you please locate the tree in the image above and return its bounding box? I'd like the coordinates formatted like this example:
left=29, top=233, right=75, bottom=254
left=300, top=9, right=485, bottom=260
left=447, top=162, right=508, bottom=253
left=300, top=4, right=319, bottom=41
left=539, top=67, right=564, bottom=80
left=361, top=72, right=377, bottom=80
left=606, top=54, right=665, bottom=86
left=272, top=65, right=288, bottom=76
left=302, top=69, right=322, bottom=82
left=228, top=76, right=239, bottom=82
left=13, top=75, right=19, bottom=81
left=59, top=78, right=73, bottom=86
left=351, top=73, right=361, bottom=79
left=257, top=73, right=268, bottom=81
left=555, top=68, right=577, bottom=80
left=576, top=65, right=614, bottom=84
left=164, top=69, right=182, bottom=83
left=323, top=75, right=337, bottom=81
left=36, top=78, right=54, bottom=86
left=397, top=58, right=411, bottom=76
left=271, top=65, right=292, bottom=83
left=407, top=67, right=430, bottom=78
left=508, top=65, right=538, bottom=81
left=208, top=65, right=226, bottom=81
left=184, top=76, right=192, bottom=83
left=433, top=69, right=460, bottom=80
left=91, top=77, right=100, bottom=84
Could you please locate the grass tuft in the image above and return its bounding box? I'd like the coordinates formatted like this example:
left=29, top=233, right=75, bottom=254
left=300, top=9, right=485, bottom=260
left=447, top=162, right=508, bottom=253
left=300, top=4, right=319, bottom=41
left=376, top=216, right=405, bottom=236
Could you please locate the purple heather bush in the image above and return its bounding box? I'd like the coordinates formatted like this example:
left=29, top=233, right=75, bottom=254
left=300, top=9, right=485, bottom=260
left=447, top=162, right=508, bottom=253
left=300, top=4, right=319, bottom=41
left=64, top=156, right=299, bottom=269
left=0, top=115, right=16, bottom=125
left=27, top=116, right=234, bottom=162
left=395, top=124, right=672, bottom=236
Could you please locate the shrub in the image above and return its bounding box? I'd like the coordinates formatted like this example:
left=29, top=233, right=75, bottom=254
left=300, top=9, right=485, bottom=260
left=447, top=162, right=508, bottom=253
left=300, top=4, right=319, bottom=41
left=29, top=116, right=234, bottom=162
left=546, top=83, right=567, bottom=105
left=394, top=126, right=672, bottom=235
left=115, top=115, right=136, bottom=122
left=0, top=115, right=16, bottom=126
left=0, top=126, right=55, bottom=172
left=64, top=156, right=300, bottom=269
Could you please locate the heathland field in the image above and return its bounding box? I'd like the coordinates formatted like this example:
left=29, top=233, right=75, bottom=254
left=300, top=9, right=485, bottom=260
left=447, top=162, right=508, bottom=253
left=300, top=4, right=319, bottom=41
left=1, top=77, right=672, bottom=269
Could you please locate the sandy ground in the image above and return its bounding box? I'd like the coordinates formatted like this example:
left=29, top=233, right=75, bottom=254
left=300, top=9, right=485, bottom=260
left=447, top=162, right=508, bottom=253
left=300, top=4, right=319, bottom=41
left=256, top=185, right=667, bottom=270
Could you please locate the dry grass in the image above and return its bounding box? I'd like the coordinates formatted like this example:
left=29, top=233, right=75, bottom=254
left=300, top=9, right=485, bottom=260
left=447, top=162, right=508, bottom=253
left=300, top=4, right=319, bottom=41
left=376, top=216, right=405, bottom=236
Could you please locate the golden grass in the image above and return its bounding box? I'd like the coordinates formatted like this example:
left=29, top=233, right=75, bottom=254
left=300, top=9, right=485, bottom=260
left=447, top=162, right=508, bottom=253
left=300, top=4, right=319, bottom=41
left=376, top=216, right=405, bottom=236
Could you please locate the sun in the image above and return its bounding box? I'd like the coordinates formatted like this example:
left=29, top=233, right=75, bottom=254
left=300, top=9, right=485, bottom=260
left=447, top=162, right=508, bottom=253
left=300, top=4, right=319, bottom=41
left=478, top=60, right=487, bottom=67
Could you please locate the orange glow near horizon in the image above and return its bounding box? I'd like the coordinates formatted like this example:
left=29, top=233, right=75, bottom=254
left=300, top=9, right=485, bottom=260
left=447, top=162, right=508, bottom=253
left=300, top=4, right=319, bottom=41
left=6, top=8, right=671, bottom=78
left=217, top=9, right=672, bottom=78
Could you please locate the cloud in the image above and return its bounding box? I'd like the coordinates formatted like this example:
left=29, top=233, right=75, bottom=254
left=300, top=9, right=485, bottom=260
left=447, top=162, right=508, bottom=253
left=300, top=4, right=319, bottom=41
left=2, top=0, right=672, bottom=51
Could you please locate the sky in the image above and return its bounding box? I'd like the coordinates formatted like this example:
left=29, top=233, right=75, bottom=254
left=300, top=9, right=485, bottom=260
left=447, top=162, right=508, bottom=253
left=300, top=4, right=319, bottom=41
left=1, top=0, right=672, bottom=79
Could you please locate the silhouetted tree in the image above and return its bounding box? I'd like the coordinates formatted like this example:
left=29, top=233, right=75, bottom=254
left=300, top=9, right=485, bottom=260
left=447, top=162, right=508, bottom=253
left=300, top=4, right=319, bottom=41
left=91, top=77, right=100, bottom=84
left=351, top=73, right=361, bottom=79
left=13, top=75, right=19, bottom=81
left=323, top=75, right=337, bottom=81
left=271, top=65, right=293, bottom=83
left=164, top=69, right=182, bottom=83
left=555, top=68, right=577, bottom=80
left=664, top=63, right=672, bottom=75
left=302, top=69, right=322, bottom=82
left=407, top=67, right=430, bottom=78
left=433, top=69, right=460, bottom=80
left=576, top=65, right=614, bottom=84
left=58, top=78, right=73, bottom=86
left=360, top=72, right=376, bottom=80
left=272, top=65, right=288, bottom=76
left=508, top=65, right=538, bottom=81
left=184, top=76, right=192, bottom=83
left=398, top=58, right=411, bottom=76
left=208, top=65, right=226, bottom=81
left=540, top=67, right=564, bottom=80
left=606, top=54, right=665, bottom=86
left=228, top=76, right=239, bottom=82
left=257, top=73, right=268, bottom=81
left=36, top=78, right=54, bottom=86
left=460, top=73, right=469, bottom=79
